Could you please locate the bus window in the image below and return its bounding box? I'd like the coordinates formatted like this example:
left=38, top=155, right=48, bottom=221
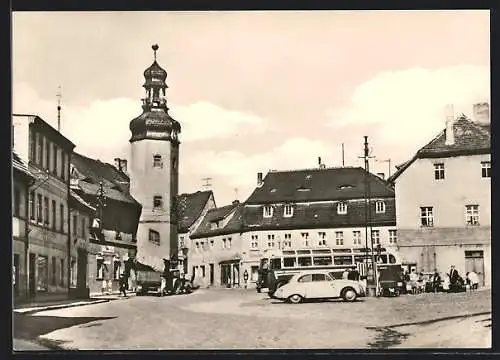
left=283, top=250, right=296, bottom=256
left=332, top=248, right=352, bottom=253
left=298, top=256, right=312, bottom=267
left=389, top=254, right=396, bottom=264
left=312, top=249, right=331, bottom=254
left=297, top=250, right=311, bottom=255
left=270, top=258, right=282, bottom=269
left=334, top=255, right=353, bottom=265
left=313, top=256, right=332, bottom=266
left=354, top=255, right=366, bottom=264
left=283, top=257, right=297, bottom=268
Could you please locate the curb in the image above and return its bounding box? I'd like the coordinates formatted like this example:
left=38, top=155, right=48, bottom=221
left=366, top=311, right=491, bottom=330
left=14, top=299, right=112, bottom=315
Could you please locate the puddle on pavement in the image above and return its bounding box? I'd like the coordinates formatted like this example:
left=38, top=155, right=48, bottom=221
left=367, top=327, right=410, bottom=349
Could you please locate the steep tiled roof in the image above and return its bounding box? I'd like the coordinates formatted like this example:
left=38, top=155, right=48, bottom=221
left=242, top=199, right=396, bottom=231
left=177, top=191, right=213, bottom=232
left=245, top=167, right=394, bottom=205
left=389, top=115, right=491, bottom=182
left=191, top=202, right=244, bottom=238
left=12, top=152, right=35, bottom=179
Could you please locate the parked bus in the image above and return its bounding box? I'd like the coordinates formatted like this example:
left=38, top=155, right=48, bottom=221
left=256, top=247, right=403, bottom=297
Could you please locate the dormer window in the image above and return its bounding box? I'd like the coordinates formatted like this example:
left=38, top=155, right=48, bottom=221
left=153, top=155, right=163, bottom=168
left=337, top=202, right=348, bottom=215
left=263, top=205, right=274, bottom=218
left=153, top=195, right=163, bottom=209
left=375, top=201, right=386, bottom=214
left=283, top=204, right=294, bottom=217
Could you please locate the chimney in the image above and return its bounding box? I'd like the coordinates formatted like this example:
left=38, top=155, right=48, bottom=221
left=473, top=102, right=490, bottom=125
left=445, top=104, right=455, bottom=146
left=377, top=172, right=385, bottom=180
left=120, top=159, right=128, bottom=173
left=114, top=158, right=121, bottom=170
left=257, top=172, right=263, bottom=186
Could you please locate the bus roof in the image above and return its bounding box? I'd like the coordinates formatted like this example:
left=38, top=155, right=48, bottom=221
left=262, top=247, right=393, bottom=257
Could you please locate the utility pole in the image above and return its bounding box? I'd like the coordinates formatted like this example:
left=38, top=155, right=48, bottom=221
left=359, top=136, right=378, bottom=297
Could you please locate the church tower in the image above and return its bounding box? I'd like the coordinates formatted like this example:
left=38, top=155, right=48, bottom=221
left=129, top=44, right=181, bottom=271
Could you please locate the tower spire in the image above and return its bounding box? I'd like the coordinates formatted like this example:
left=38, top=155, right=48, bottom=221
left=152, top=44, right=159, bottom=61
left=57, top=86, right=62, bottom=132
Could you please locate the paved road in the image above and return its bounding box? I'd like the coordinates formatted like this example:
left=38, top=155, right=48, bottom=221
left=14, top=288, right=491, bottom=350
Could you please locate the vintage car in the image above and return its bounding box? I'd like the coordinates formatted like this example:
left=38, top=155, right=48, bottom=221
left=272, top=270, right=365, bottom=304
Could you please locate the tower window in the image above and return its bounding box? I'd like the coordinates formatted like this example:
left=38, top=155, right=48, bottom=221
left=153, top=196, right=163, bottom=209
left=149, top=229, right=160, bottom=245
left=153, top=155, right=163, bottom=168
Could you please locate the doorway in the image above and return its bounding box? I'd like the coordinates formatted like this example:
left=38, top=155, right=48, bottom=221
left=209, top=264, right=214, bottom=285
left=28, top=253, right=36, bottom=298
left=465, top=250, right=485, bottom=286
left=77, top=248, right=88, bottom=290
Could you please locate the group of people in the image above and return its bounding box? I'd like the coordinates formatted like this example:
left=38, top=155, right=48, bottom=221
left=403, top=265, right=480, bottom=294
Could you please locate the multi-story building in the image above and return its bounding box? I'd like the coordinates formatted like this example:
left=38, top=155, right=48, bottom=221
left=128, top=44, right=181, bottom=272
left=176, top=190, right=216, bottom=274
left=189, top=200, right=244, bottom=287
left=189, top=166, right=396, bottom=288
left=389, top=103, right=491, bottom=286
left=70, top=152, right=141, bottom=295
left=12, top=152, right=36, bottom=300
left=12, top=114, right=75, bottom=301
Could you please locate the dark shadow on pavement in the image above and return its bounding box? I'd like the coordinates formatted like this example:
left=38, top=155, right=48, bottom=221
left=14, top=312, right=117, bottom=342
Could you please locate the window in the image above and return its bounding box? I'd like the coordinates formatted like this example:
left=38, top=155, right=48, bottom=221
left=263, top=205, right=274, bottom=218
left=46, top=140, right=51, bottom=171
left=13, top=187, right=20, bottom=217
left=51, top=256, right=57, bottom=286
left=301, top=232, right=309, bottom=247
left=81, top=217, right=86, bottom=238
left=52, top=144, right=58, bottom=174
left=353, top=231, right=362, bottom=245
left=36, top=134, right=42, bottom=165
left=153, top=155, right=163, bottom=168
left=29, top=191, right=35, bottom=220
left=389, top=230, right=397, bottom=244
left=200, top=241, right=205, bottom=250
left=60, top=203, right=65, bottom=232
left=283, top=257, right=296, bottom=267
left=312, top=273, right=327, bottom=282
left=70, top=257, right=77, bottom=287
left=37, top=194, right=43, bottom=223
left=29, top=130, right=36, bottom=161
left=59, top=259, right=64, bottom=286
left=251, top=235, right=259, bottom=248
left=37, top=255, right=48, bottom=291
left=375, top=201, right=386, bottom=214
left=334, top=255, right=353, bottom=265
left=201, top=265, right=206, bottom=277
left=283, top=204, right=294, bottom=217
left=371, top=230, right=380, bottom=245
left=337, top=202, right=348, bottom=215
left=51, top=200, right=56, bottom=230
left=72, top=215, right=78, bottom=235
left=318, top=232, right=326, bottom=246
left=434, top=163, right=445, bottom=180
left=298, top=256, right=312, bottom=267
left=210, top=239, right=214, bottom=248
left=270, top=258, right=282, bottom=270
left=267, top=234, right=275, bottom=241
left=43, top=197, right=49, bottom=225
left=96, top=258, right=104, bottom=279
left=313, top=256, right=332, bottom=266
left=298, top=274, right=312, bottom=283
left=335, top=231, right=344, bottom=246
left=153, top=195, right=163, bottom=209
left=420, top=206, right=434, bottom=227
left=481, top=161, right=491, bottom=178
left=114, top=260, right=121, bottom=280
left=196, top=242, right=200, bottom=249
left=149, top=229, right=160, bottom=245
left=465, top=205, right=480, bottom=226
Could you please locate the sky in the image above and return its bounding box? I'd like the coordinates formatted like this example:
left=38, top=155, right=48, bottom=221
left=12, top=10, right=490, bottom=206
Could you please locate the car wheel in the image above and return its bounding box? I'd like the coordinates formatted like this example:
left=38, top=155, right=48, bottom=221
left=341, top=287, right=357, bottom=302
left=288, top=294, right=303, bottom=304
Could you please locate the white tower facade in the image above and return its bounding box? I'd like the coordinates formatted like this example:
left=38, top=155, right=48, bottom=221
left=129, top=45, right=181, bottom=271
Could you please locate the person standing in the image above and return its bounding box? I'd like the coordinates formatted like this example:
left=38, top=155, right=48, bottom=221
left=467, top=271, right=479, bottom=291
left=449, top=265, right=459, bottom=292
left=119, top=273, right=127, bottom=297
left=243, top=270, right=249, bottom=289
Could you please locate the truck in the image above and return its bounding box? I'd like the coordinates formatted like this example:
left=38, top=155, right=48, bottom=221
left=134, top=261, right=162, bottom=296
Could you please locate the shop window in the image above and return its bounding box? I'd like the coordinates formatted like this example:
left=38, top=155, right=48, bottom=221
left=51, top=256, right=57, bottom=285
left=37, top=255, right=48, bottom=292
left=96, top=258, right=105, bottom=279
left=70, top=257, right=77, bottom=287
left=59, top=259, right=65, bottom=287
left=114, top=260, right=121, bottom=280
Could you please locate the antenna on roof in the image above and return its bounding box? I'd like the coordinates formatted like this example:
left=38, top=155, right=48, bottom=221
left=56, top=86, right=62, bottom=132
left=202, top=177, right=212, bottom=190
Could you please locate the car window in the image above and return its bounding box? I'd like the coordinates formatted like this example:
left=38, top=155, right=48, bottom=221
left=328, top=272, right=336, bottom=280
left=298, top=274, right=312, bottom=283
left=389, top=254, right=396, bottom=264
left=312, top=273, right=327, bottom=282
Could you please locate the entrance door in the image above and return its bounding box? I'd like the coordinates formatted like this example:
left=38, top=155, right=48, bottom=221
left=13, top=254, right=20, bottom=297
left=465, top=250, right=485, bottom=286
left=77, top=248, right=88, bottom=290
left=28, top=253, right=36, bottom=298
left=209, top=264, right=214, bottom=285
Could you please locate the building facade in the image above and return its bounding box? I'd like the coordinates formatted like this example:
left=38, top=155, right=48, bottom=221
left=12, top=114, right=75, bottom=301
left=70, top=152, right=141, bottom=295
left=129, top=44, right=182, bottom=272
left=390, top=103, right=491, bottom=286
left=189, top=167, right=397, bottom=288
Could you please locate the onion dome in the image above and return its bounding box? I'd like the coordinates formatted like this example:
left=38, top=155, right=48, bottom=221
left=143, top=44, right=168, bottom=88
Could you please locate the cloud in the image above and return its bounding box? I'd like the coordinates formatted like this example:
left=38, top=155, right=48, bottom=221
left=326, top=65, right=490, bottom=159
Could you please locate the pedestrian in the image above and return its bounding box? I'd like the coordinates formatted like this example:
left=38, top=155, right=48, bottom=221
left=449, top=265, right=460, bottom=293
left=409, top=269, right=418, bottom=294
left=442, top=273, right=450, bottom=292
left=432, top=270, right=442, bottom=293
left=243, top=270, right=249, bottom=289
left=467, top=271, right=479, bottom=291
left=342, top=268, right=349, bottom=280
left=119, top=273, right=127, bottom=297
